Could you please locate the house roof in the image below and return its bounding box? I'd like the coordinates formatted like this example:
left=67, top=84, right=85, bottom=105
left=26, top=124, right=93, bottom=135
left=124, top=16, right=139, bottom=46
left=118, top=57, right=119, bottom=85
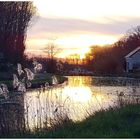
left=125, top=46, right=140, bottom=58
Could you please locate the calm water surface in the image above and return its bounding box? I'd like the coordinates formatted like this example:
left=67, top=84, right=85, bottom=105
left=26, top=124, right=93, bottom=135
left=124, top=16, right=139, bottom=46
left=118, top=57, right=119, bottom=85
left=24, top=76, right=140, bottom=129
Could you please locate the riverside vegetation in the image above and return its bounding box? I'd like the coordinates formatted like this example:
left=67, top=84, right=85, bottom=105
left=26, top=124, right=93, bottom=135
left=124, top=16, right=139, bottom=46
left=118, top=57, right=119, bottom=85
left=0, top=61, right=68, bottom=137
left=0, top=73, right=140, bottom=138
left=1, top=103, right=140, bottom=138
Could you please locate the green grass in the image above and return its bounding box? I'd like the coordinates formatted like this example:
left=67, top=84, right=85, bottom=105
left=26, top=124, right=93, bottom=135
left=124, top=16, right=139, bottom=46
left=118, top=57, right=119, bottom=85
left=3, top=104, right=140, bottom=138
left=35, top=104, right=140, bottom=138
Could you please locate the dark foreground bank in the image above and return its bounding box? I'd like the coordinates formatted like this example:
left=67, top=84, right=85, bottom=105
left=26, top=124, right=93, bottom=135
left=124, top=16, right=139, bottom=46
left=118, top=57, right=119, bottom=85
left=2, top=103, right=140, bottom=138
left=0, top=73, right=68, bottom=91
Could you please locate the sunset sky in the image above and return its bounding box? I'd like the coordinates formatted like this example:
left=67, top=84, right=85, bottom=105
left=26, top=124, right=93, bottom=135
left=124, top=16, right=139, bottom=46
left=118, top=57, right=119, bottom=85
left=26, top=0, right=140, bottom=58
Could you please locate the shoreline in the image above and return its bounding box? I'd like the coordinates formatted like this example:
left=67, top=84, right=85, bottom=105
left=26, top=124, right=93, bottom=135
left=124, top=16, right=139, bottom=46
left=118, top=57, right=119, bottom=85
left=0, top=74, right=68, bottom=92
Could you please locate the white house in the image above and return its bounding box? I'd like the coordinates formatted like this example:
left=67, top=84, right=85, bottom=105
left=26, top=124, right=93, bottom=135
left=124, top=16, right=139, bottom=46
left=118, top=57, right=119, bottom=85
left=125, top=46, right=140, bottom=72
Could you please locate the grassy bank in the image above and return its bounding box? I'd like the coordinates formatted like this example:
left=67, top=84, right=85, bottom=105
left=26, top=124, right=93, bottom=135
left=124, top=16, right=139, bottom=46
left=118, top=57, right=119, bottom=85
left=0, top=73, right=67, bottom=90
left=2, top=103, right=140, bottom=138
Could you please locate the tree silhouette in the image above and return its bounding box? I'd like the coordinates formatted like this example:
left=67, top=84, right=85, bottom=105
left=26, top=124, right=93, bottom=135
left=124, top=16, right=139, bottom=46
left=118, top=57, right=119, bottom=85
left=0, top=2, right=36, bottom=64
left=44, top=42, right=61, bottom=73
left=86, top=26, right=140, bottom=74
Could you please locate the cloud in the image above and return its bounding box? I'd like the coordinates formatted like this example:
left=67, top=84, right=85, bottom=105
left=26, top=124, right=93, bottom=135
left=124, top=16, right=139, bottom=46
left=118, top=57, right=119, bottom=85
left=27, top=16, right=140, bottom=40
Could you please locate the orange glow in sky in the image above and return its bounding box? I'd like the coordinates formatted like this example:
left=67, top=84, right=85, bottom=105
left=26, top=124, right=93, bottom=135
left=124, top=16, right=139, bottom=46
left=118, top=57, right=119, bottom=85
left=26, top=0, right=140, bottom=58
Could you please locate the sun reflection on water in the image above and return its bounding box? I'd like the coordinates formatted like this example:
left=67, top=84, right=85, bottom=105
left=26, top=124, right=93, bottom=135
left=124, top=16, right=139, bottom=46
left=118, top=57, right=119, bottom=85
left=24, top=76, right=123, bottom=129
left=63, top=87, right=92, bottom=102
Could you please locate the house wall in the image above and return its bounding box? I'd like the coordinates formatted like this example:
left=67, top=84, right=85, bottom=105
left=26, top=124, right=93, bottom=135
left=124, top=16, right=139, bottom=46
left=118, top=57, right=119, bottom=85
left=126, top=58, right=133, bottom=72
left=131, top=50, right=140, bottom=64
left=126, top=50, right=140, bottom=72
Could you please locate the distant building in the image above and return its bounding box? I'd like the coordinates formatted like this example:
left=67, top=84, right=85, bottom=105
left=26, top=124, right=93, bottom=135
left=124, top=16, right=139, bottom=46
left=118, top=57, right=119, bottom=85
left=125, top=46, right=140, bottom=72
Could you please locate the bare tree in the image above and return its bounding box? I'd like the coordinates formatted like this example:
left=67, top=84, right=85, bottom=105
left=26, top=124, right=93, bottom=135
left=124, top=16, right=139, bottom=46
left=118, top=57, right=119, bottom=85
left=44, top=42, right=61, bottom=60
left=43, top=42, right=61, bottom=73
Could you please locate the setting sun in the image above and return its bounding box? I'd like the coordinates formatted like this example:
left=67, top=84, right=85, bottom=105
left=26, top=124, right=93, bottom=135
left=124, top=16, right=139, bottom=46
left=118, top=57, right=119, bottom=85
left=25, top=0, right=140, bottom=58
left=27, top=0, right=136, bottom=58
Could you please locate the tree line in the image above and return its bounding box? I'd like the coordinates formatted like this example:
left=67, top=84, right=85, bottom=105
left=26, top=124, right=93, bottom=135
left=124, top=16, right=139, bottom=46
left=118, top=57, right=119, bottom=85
left=86, top=26, right=140, bottom=74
